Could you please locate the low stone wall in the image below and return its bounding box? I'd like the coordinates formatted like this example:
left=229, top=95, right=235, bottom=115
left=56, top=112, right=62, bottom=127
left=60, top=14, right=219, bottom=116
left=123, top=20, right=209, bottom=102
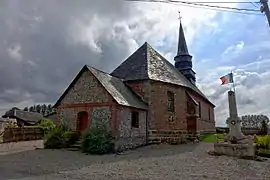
left=148, top=130, right=188, bottom=144
left=115, top=136, right=146, bottom=152
left=3, top=127, right=44, bottom=143
left=214, top=142, right=255, bottom=157
left=241, top=128, right=260, bottom=135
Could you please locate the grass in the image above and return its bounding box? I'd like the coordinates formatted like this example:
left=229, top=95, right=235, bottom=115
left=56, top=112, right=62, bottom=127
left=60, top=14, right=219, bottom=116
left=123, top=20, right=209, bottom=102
left=201, top=133, right=223, bottom=143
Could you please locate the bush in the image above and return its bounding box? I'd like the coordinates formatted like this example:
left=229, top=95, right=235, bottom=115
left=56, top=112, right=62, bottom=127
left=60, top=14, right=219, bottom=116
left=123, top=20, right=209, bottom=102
left=44, top=127, right=80, bottom=149
left=256, top=148, right=270, bottom=158
left=255, top=135, right=270, bottom=149
left=59, top=120, right=70, bottom=131
left=38, top=118, right=56, bottom=135
left=81, top=124, right=115, bottom=155
left=64, top=131, right=80, bottom=147
left=5, top=121, right=18, bottom=128
left=44, top=127, right=66, bottom=149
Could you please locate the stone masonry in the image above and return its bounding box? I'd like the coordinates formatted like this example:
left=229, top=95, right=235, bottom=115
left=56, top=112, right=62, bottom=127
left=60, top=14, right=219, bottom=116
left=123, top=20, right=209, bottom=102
left=56, top=68, right=148, bottom=151
left=116, top=106, right=147, bottom=151
left=59, top=71, right=109, bottom=105
left=126, top=80, right=215, bottom=144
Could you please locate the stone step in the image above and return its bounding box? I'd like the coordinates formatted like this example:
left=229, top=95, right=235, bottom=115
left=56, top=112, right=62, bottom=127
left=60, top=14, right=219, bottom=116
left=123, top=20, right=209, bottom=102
left=70, top=143, right=81, bottom=148
left=67, top=147, right=80, bottom=151
left=68, top=140, right=82, bottom=149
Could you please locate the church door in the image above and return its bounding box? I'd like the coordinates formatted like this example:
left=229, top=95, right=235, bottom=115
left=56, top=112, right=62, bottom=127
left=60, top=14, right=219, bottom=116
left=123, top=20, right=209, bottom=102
left=77, top=111, right=89, bottom=134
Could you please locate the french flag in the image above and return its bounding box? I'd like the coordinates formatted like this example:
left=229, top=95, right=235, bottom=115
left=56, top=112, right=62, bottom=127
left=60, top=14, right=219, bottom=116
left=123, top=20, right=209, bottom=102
left=220, top=72, right=234, bottom=85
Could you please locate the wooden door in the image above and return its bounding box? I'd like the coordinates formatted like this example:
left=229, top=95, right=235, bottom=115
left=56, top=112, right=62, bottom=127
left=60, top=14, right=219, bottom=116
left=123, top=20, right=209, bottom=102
left=77, top=111, right=89, bottom=133
left=187, top=116, right=197, bottom=133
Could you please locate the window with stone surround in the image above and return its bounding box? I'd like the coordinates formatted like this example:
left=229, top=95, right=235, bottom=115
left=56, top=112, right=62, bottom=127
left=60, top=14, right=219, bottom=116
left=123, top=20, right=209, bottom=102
left=131, top=111, right=139, bottom=128
left=167, top=91, right=175, bottom=112
left=198, top=102, right=201, bottom=118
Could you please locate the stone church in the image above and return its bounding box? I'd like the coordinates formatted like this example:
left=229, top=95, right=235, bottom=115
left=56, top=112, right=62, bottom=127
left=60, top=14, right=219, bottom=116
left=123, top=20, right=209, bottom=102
left=53, top=20, right=215, bottom=150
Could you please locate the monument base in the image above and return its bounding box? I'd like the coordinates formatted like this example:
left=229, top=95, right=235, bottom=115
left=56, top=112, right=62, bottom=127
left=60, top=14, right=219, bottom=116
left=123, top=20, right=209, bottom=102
left=214, top=142, right=256, bottom=157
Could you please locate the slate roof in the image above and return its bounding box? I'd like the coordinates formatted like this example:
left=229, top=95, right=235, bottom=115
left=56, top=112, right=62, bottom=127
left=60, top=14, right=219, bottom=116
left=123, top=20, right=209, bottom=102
left=111, top=42, right=214, bottom=106
left=177, top=21, right=190, bottom=56
left=54, top=65, right=148, bottom=110
left=87, top=66, right=148, bottom=110
left=2, top=108, right=43, bottom=124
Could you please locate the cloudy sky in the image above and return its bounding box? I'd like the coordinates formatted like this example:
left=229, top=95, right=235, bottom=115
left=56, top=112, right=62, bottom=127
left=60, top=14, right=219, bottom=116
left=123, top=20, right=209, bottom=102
left=0, top=0, right=269, bottom=126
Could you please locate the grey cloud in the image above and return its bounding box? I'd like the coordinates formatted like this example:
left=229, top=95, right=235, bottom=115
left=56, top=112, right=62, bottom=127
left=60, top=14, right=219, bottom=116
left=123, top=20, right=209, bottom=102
left=0, top=0, right=140, bottom=112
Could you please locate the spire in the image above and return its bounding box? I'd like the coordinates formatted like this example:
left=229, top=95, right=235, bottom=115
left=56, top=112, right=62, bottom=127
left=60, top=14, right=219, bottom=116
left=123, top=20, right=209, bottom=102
left=177, top=19, right=190, bottom=56
left=174, top=11, right=196, bottom=85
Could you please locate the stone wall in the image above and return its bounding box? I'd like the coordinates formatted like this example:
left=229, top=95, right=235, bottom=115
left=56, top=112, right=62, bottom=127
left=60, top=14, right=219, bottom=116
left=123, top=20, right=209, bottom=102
left=57, top=106, right=112, bottom=131
left=115, top=107, right=147, bottom=151
left=197, top=120, right=216, bottom=134
left=60, top=70, right=109, bottom=105
left=56, top=69, right=113, bottom=130
left=125, top=80, right=215, bottom=134
left=148, top=81, right=187, bottom=131
left=189, top=91, right=216, bottom=133
left=126, top=80, right=150, bottom=102
left=148, top=130, right=188, bottom=144
left=92, top=107, right=111, bottom=128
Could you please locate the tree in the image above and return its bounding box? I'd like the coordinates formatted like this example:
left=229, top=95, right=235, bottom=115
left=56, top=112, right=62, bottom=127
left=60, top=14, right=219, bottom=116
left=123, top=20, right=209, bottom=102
left=241, top=114, right=269, bottom=129
left=29, top=106, right=34, bottom=112
left=261, top=119, right=269, bottom=135
left=23, top=107, right=28, bottom=111
left=41, top=104, right=47, bottom=116
left=46, top=104, right=53, bottom=115
left=36, top=104, right=41, bottom=113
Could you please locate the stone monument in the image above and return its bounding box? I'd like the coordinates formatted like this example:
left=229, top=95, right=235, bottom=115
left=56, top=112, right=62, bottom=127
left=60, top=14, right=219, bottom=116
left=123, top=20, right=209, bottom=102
left=214, top=90, right=255, bottom=157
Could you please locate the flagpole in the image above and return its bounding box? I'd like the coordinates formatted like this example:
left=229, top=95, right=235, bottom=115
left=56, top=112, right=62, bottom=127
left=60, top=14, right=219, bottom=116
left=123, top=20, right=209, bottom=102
left=231, top=70, right=236, bottom=93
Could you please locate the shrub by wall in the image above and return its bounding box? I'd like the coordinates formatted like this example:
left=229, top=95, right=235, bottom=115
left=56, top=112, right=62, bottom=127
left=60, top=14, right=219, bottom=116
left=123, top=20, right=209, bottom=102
left=254, top=135, right=270, bottom=158
left=44, top=128, right=66, bottom=149
left=38, top=118, right=56, bottom=135
left=81, top=124, right=115, bottom=155
left=44, top=128, right=79, bottom=149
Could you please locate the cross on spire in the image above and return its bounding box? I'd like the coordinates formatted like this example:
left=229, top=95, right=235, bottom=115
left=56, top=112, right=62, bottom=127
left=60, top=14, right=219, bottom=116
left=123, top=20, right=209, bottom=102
left=178, top=11, right=182, bottom=21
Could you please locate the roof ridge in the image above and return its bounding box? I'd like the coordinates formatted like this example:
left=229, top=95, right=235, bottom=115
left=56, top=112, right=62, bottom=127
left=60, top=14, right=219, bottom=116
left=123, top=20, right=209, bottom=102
left=87, top=65, right=126, bottom=82
left=86, top=65, right=110, bottom=75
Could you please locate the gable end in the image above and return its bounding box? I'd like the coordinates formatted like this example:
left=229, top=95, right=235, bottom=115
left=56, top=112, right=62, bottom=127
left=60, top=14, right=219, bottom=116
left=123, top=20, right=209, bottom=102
left=53, top=65, right=109, bottom=107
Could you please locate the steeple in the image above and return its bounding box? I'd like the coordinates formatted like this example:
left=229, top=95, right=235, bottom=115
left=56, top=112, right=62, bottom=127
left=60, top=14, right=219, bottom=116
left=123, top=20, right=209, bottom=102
left=174, top=12, right=196, bottom=85
left=177, top=19, right=189, bottom=56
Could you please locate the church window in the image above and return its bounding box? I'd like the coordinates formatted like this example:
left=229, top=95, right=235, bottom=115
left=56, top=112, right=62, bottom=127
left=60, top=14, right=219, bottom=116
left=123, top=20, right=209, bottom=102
left=131, top=111, right=139, bottom=128
left=167, top=91, right=175, bottom=112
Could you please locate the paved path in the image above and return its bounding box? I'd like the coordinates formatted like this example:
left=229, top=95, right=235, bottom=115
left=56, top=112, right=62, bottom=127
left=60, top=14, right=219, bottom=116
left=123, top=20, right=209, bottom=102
left=0, top=143, right=269, bottom=180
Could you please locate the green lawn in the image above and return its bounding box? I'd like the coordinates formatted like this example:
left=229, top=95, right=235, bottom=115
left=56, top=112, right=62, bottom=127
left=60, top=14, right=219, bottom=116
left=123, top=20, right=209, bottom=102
left=201, top=134, right=223, bottom=143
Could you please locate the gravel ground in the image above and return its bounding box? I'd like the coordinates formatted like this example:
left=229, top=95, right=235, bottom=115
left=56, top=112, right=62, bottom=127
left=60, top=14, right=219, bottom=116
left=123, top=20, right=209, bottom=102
left=0, top=140, right=43, bottom=155
left=0, top=142, right=270, bottom=180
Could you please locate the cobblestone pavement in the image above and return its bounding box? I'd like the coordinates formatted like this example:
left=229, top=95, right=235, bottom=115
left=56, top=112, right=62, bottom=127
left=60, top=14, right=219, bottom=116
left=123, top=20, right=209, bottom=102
left=1, top=143, right=270, bottom=180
